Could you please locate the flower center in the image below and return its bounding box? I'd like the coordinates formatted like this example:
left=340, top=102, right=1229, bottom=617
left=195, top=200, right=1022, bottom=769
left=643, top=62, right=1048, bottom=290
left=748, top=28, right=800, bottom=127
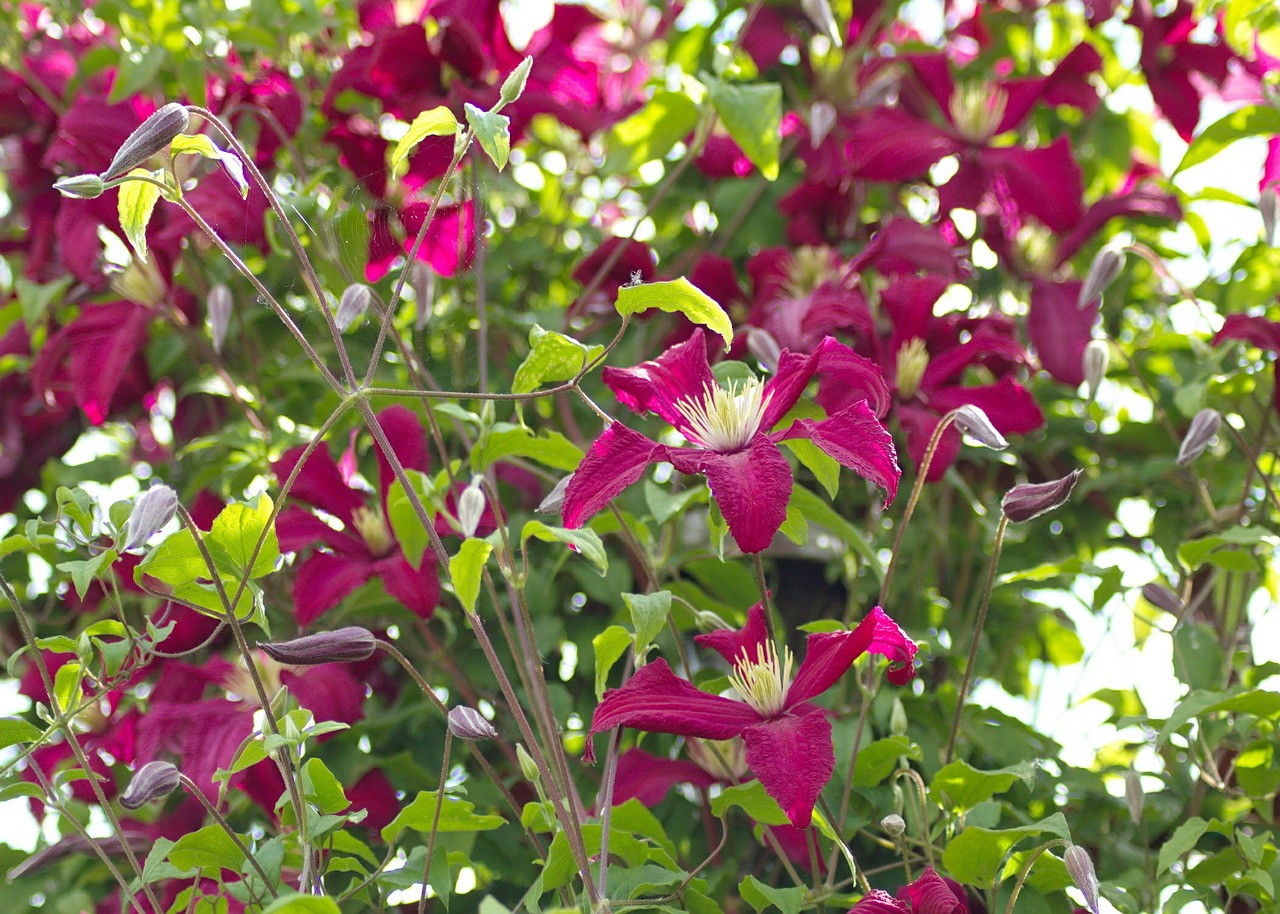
left=352, top=504, right=394, bottom=556
left=674, top=378, right=773, bottom=453
left=782, top=246, right=844, bottom=299
left=727, top=640, right=794, bottom=718
left=1015, top=222, right=1058, bottom=274
left=688, top=737, right=749, bottom=781
left=895, top=338, right=930, bottom=400
left=948, top=82, right=1009, bottom=144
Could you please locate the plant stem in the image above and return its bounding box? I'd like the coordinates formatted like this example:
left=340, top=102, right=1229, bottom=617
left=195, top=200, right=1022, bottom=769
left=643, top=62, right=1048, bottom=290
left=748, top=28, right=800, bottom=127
left=418, top=730, right=453, bottom=914
left=177, top=774, right=278, bottom=897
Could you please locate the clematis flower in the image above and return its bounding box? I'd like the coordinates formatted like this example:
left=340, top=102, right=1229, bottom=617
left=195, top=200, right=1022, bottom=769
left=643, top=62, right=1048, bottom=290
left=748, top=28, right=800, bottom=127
left=848, top=867, right=971, bottom=914
left=585, top=601, right=917, bottom=827
left=1213, top=313, right=1280, bottom=416
left=561, top=328, right=899, bottom=554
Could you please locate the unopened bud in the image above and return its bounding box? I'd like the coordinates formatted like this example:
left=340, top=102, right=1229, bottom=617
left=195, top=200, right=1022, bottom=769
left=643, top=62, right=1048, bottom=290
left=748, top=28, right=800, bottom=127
left=410, top=261, right=434, bottom=331
left=1001, top=469, right=1083, bottom=523
left=124, top=485, right=179, bottom=551
left=53, top=173, right=106, bottom=199
left=259, top=627, right=377, bottom=665
left=952, top=405, right=1008, bottom=450
left=889, top=697, right=908, bottom=737
left=1064, top=844, right=1100, bottom=914
left=207, top=284, right=232, bottom=354
left=1262, top=187, right=1278, bottom=247
left=499, top=57, right=534, bottom=106
left=1082, top=339, right=1109, bottom=402
left=744, top=327, right=782, bottom=372
left=516, top=743, right=540, bottom=784
left=120, top=761, right=181, bottom=809
left=538, top=474, right=573, bottom=515
left=809, top=101, right=838, bottom=148
left=1176, top=408, right=1221, bottom=466
left=106, top=103, right=190, bottom=180
left=801, top=0, right=842, bottom=45
left=447, top=705, right=498, bottom=741
left=1141, top=581, right=1181, bottom=615
left=1124, top=770, right=1144, bottom=825
left=336, top=283, right=371, bottom=332
left=1078, top=243, right=1125, bottom=309
left=880, top=813, right=906, bottom=836
left=457, top=477, right=486, bottom=538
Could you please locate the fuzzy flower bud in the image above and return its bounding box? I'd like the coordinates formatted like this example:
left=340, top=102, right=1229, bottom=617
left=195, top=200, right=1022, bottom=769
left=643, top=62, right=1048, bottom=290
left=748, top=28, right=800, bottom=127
left=1082, top=340, right=1109, bottom=402
left=1141, top=582, right=1181, bottom=615
left=336, top=283, right=372, bottom=332
left=952, top=405, right=1008, bottom=450
left=1176, top=408, right=1221, bottom=467
left=1078, top=243, right=1126, bottom=309
left=259, top=627, right=377, bottom=665
left=124, top=485, right=179, bottom=551
left=120, top=761, right=181, bottom=809
left=516, top=743, right=540, bottom=784
left=880, top=814, right=906, bottom=836
left=448, top=705, right=498, bottom=741
left=106, top=103, right=190, bottom=179
left=1001, top=469, right=1083, bottom=524
left=207, top=284, right=232, bottom=354
left=1064, top=844, right=1100, bottom=914
left=53, top=174, right=106, bottom=199
left=1124, top=770, right=1145, bottom=825
left=500, top=57, right=534, bottom=106
left=1262, top=187, right=1278, bottom=247
left=457, top=477, right=487, bottom=538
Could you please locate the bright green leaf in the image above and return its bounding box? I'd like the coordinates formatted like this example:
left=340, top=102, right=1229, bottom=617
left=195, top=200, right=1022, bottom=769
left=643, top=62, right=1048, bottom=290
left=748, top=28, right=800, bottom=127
left=261, top=894, right=343, bottom=914
left=464, top=103, right=511, bottom=171
left=472, top=424, right=583, bottom=472
left=931, top=760, right=1037, bottom=811
left=740, top=875, right=805, bottom=914
left=853, top=736, right=918, bottom=788
left=381, top=790, right=505, bottom=843
left=209, top=496, right=279, bottom=578
left=168, top=824, right=246, bottom=873
left=593, top=625, right=632, bottom=699
left=615, top=278, right=733, bottom=351
left=623, top=590, right=672, bottom=657
left=607, top=90, right=700, bottom=172
left=449, top=538, right=493, bottom=615
left=941, top=815, right=1070, bottom=888
left=520, top=520, right=607, bottom=576
left=303, top=757, right=350, bottom=815
left=391, top=106, right=459, bottom=176
left=709, top=781, right=789, bottom=826
left=1175, top=106, right=1280, bottom=175
left=118, top=168, right=163, bottom=263
left=705, top=78, right=781, bottom=180
left=1157, top=817, right=1208, bottom=875
left=511, top=326, right=604, bottom=395
left=0, top=718, right=42, bottom=749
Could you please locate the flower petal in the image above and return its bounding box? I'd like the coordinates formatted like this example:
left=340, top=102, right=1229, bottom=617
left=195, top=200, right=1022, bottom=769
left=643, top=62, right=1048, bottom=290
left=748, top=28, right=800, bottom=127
left=901, top=868, right=969, bottom=914
left=787, top=605, right=916, bottom=704
left=610, top=747, right=719, bottom=807
left=374, top=553, right=440, bottom=619
left=741, top=708, right=834, bottom=828
left=779, top=402, right=901, bottom=505
left=274, top=445, right=366, bottom=527
left=372, top=405, right=431, bottom=499
left=1214, top=313, right=1280, bottom=353
left=562, top=423, right=666, bottom=529
left=668, top=437, right=793, bottom=554
left=696, top=600, right=770, bottom=667
left=275, top=505, right=367, bottom=556
left=1028, top=277, right=1098, bottom=386
left=850, top=890, right=912, bottom=914
left=926, top=378, right=1046, bottom=436
left=603, top=329, right=718, bottom=435
left=292, top=552, right=376, bottom=627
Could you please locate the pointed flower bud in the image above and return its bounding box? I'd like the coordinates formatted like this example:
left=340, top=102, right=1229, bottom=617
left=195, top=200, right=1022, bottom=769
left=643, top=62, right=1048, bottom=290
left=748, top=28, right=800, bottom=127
left=1082, top=339, right=1109, bottom=401
left=744, top=327, right=782, bottom=373
left=1141, top=582, right=1181, bottom=615
left=1124, top=770, right=1144, bottom=825
left=1262, top=187, right=1278, bottom=247
left=410, top=261, right=434, bottom=331
left=336, top=283, right=372, bottom=332
left=53, top=174, right=106, bottom=199
left=457, top=477, right=486, bottom=538
left=259, top=627, right=377, bottom=665
left=1064, top=844, right=1100, bottom=914
left=809, top=101, right=838, bottom=148
left=952, top=405, right=1008, bottom=450
left=448, top=705, right=498, bottom=741
left=1001, top=469, right=1083, bottom=523
left=1078, top=243, right=1126, bottom=309
left=880, top=814, right=906, bottom=836
left=124, top=485, right=179, bottom=551
left=499, top=57, right=534, bottom=106
left=207, top=284, right=232, bottom=354
left=1176, top=408, right=1221, bottom=466
left=889, top=697, right=908, bottom=736
left=120, top=761, right=181, bottom=809
left=537, top=474, right=573, bottom=515
left=106, top=103, right=190, bottom=180
left=516, top=743, right=540, bottom=784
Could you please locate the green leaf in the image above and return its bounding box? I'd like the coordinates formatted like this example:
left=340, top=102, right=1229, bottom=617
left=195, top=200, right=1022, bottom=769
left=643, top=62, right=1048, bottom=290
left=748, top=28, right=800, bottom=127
left=705, top=78, right=781, bottom=180
left=593, top=625, right=633, bottom=699
left=615, top=278, right=733, bottom=351
left=53, top=661, right=81, bottom=713
left=138, top=528, right=206, bottom=587
left=169, top=134, right=248, bottom=197
left=140, top=837, right=179, bottom=883
left=623, top=591, right=672, bottom=657
left=15, top=276, right=72, bottom=330
left=740, top=875, right=805, bottom=914
left=385, top=470, right=438, bottom=568
left=520, top=520, right=608, bottom=576
left=302, top=757, right=349, bottom=815
left=511, top=325, right=604, bottom=394
left=777, top=499, right=808, bottom=546
left=56, top=549, right=118, bottom=600
left=1174, top=106, right=1280, bottom=175
left=931, top=760, right=1037, bottom=811
left=0, top=718, right=42, bottom=749
left=1157, top=817, right=1208, bottom=875
left=261, top=894, right=343, bottom=914
left=381, top=790, right=505, bottom=843
left=109, top=45, right=166, bottom=103
left=472, top=424, right=583, bottom=472
left=853, top=736, right=919, bottom=788
left=606, top=90, right=701, bottom=172
left=941, top=814, right=1070, bottom=888
left=709, top=781, right=790, bottom=826
left=390, top=106, right=459, bottom=175
left=168, top=824, right=246, bottom=873
left=464, top=103, right=511, bottom=171
left=209, top=496, right=279, bottom=578
left=542, top=825, right=647, bottom=890
left=118, top=168, right=163, bottom=263
left=449, top=538, right=493, bottom=615
left=789, top=484, right=882, bottom=578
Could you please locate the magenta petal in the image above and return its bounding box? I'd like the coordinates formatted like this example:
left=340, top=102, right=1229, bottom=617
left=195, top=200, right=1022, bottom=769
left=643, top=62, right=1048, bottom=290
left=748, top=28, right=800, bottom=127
left=898, top=403, right=963, bottom=482
left=1028, top=278, right=1097, bottom=386
left=283, top=663, right=366, bottom=728
left=274, top=445, right=366, bottom=527
left=610, top=747, right=718, bottom=807
left=372, top=405, right=430, bottom=498
left=603, top=330, right=719, bottom=435
left=741, top=708, right=834, bottom=828
left=669, top=438, right=793, bottom=554
left=780, top=403, right=901, bottom=505
left=983, top=138, right=1084, bottom=232
left=1213, top=313, right=1280, bottom=352
left=813, top=338, right=893, bottom=419
left=374, top=553, right=440, bottom=619
left=275, top=505, right=367, bottom=556
left=562, top=423, right=666, bottom=529
left=696, top=600, right=770, bottom=668
left=927, top=378, right=1045, bottom=437
left=292, top=552, right=376, bottom=627
left=851, top=890, right=912, bottom=914
left=902, top=868, right=969, bottom=914
left=787, top=606, right=916, bottom=704
left=847, top=107, right=961, bottom=181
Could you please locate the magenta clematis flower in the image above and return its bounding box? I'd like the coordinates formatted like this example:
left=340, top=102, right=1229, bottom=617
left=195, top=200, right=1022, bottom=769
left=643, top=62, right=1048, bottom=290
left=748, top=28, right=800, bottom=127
left=849, top=867, right=971, bottom=914
left=586, top=601, right=917, bottom=828
left=561, top=328, right=900, bottom=554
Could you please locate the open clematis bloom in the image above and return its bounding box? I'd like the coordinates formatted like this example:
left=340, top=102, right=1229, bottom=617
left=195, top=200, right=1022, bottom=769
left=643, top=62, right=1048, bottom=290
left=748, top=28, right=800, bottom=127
left=586, top=601, right=917, bottom=828
left=848, top=867, right=971, bottom=914
left=562, top=328, right=899, bottom=554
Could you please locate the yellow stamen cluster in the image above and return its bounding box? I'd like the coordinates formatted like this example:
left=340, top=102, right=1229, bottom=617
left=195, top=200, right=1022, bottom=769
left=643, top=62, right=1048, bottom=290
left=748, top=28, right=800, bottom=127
left=782, top=246, right=844, bottom=300
left=948, top=82, right=1009, bottom=144
left=225, top=656, right=284, bottom=708
left=352, top=504, right=394, bottom=557
left=688, top=737, right=749, bottom=781
left=727, top=640, right=794, bottom=718
left=1016, top=222, right=1058, bottom=275
left=675, top=378, right=774, bottom=453
left=109, top=257, right=167, bottom=308
left=895, top=338, right=931, bottom=400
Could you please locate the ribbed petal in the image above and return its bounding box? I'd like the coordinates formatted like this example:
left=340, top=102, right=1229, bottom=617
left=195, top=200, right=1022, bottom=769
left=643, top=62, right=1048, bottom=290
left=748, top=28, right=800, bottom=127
left=603, top=330, right=719, bottom=436
left=562, top=423, right=667, bottom=529
left=668, top=437, right=793, bottom=554
left=610, top=747, right=718, bottom=808
left=274, top=445, right=365, bottom=527
left=779, top=402, right=901, bottom=504
left=902, top=868, right=969, bottom=914
left=741, top=708, right=834, bottom=828
left=984, top=138, right=1084, bottom=232
left=373, top=405, right=430, bottom=500
left=788, top=606, right=916, bottom=704
left=850, top=890, right=911, bottom=914
left=1214, top=313, right=1280, bottom=353
left=927, top=378, right=1045, bottom=436
left=846, top=107, right=961, bottom=181
left=283, top=663, right=367, bottom=729
left=696, top=600, right=770, bottom=668
left=375, top=553, right=440, bottom=619
left=292, top=552, right=376, bottom=627
left=1029, top=277, right=1097, bottom=386
left=275, top=505, right=367, bottom=556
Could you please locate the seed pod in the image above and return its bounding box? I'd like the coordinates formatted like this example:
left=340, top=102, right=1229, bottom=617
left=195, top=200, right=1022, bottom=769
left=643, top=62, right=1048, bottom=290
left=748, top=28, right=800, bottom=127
left=1077, top=243, right=1125, bottom=309
left=1064, top=844, right=1100, bottom=914
left=207, top=284, right=232, bottom=354
left=106, top=103, right=190, bottom=180
left=1262, top=187, right=1278, bottom=247
left=499, top=57, right=534, bottom=106
left=448, top=705, right=498, bottom=741
left=952, top=404, right=1008, bottom=450
left=1124, top=770, right=1145, bottom=825
left=880, top=814, right=906, bottom=836
left=1176, top=408, right=1221, bottom=466
left=124, top=485, right=179, bottom=551
left=335, top=283, right=371, bottom=332
left=1082, top=339, right=1109, bottom=402
left=1001, top=469, right=1083, bottom=523
left=457, top=477, right=486, bottom=538
left=120, top=761, right=181, bottom=809
left=260, top=627, right=378, bottom=665
left=1141, top=582, right=1181, bottom=615
left=53, top=174, right=106, bottom=199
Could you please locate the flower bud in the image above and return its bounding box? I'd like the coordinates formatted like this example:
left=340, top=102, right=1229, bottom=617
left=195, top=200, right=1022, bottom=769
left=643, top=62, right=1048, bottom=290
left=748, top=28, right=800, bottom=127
left=1077, top=243, right=1125, bottom=309
left=120, top=761, right=181, bottom=809
left=516, top=743, right=540, bottom=784
left=1141, top=581, right=1180, bottom=615
left=53, top=173, right=106, bottom=199
left=809, top=101, right=838, bottom=148
left=499, top=57, right=534, bottom=106
left=537, top=474, right=573, bottom=515
left=880, top=814, right=906, bottom=836
left=448, top=705, right=498, bottom=741
left=457, top=477, right=486, bottom=538
left=1176, top=408, right=1221, bottom=466
left=106, top=103, right=190, bottom=179
left=801, top=0, right=842, bottom=45
left=259, top=627, right=377, bottom=665
left=889, top=697, right=908, bottom=737
left=124, top=485, right=179, bottom=551
left=1001, top=469, right=1083, bottom=523
left=1064, top=844, right=1100, bottom=914
left=335, top=283, right=372, bottom=332
left=952, top=405, right=1008, bottom=450
left=207, top=284, right=232, bottom=354
left=1082, top=339, right=1109, bottom=402
left=1262, top=187, right=1278, bottom=247
left=744, top=327, right=782, bottom=373
left=410, top=261, right=434, bottom=331
left=1124, top=770, right=1144, bottom=825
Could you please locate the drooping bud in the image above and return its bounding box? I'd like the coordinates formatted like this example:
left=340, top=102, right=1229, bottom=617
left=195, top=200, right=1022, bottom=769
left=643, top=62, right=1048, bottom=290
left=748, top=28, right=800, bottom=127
left=952, top=405, right=1008, bottom=450
left=410, top=261, right=434, bottom=331
left=120, top=761, right=181, bottom=809
left=448, top=705, right=498, bottom=741
left=516, top=743, right=540, bottom=784
left=1141, top=582, right=1181, bottom=615
left=1078, top=243, right=1126, bottom=309
left=1176, top=408, right=1221, bottom=466
left=880, top=814, right=906, bottom=837
left=1262, top=187, right=1278, bottom=247
left=1082, top=339, right=1109, bottom=402
left=457, top=477, right=487, bottom=538
left=537, top=474, right=573, bottom=515
left=800, top=0, right=842, bottom=45
left=1124, top=770, right=1144, bottom=825
left=809, top=101, right=838, bottom=148
left=105, top=103, right=190, bottom=180
left=207, top=284, right=232, bottom=355
left=1064, top=844, right=1100, bottom=914
left=499, top=57, right=534, bottom=106
left=744, top=327, right=782, bottom=372
left=123, top=485, right=179, bottom=551
left=259, top=627, right=377, bottom=665
left=53, top=174, right=106, bottom=199
left=1001, top=469, right=1083, bottom=523
left=335, top=283, right=372, bottom=332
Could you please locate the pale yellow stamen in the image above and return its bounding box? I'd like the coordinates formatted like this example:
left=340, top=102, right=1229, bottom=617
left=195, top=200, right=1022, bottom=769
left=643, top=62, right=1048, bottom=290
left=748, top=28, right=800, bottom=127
left=1016, top=222, right=1058, bottom=274
left=675, top=378, right=774, bottom=453
left=109, top=257, right=167, bottom=308
left=895, top=338, right=930, bottom=401
left=688, top=737, right=748, bottom=781
left=727, top=640, right=794, bottom=718
left=225, top=656, right=284, bottom=708
left=782, top=246, right=844, bottom=300
left=352, top=504, right=394, bottom=556
left=948, top=82, right=1009, bottom=144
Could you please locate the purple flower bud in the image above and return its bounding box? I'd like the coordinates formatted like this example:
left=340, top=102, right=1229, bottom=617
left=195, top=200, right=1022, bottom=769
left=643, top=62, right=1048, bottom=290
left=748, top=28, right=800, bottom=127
left=124, top=485, right=179, bottom=551
left=499, top=57, right=534, bottom=106
left=537, top=474, right=573, bottom=515
left=952, top=405, right=1008, bottom=450
left=260, top=627, right=377, bottom=665
left=106, top=103, right=190, bottom=179
left=744, top=327, right=782, bottom=373
left=1001, top=469, right=1083, bottom=523
left=336, top=283, right=372, bottom=332
left=1064, top=845, right=1100, bottom=914
left=1262, top=187, right=1278, bottom=247
left=207, top=284, right=232, bottom=355
left=1077, top=243, right=1125, bottom=309
left=53, top=174, right=106, bottom=199
left=1124, top=770, right=1144, bottom=825
left=1082, top=339, right=1109, bottom=401
left=1176, top=408, right=1221, bottom=466
left=1141, top=582, right=1181, bottom=615
left=447, top=705, right=498, bottom=741
left=457, top=477, right=486, bottom=538
left=120, top=761, right=181, bottom=809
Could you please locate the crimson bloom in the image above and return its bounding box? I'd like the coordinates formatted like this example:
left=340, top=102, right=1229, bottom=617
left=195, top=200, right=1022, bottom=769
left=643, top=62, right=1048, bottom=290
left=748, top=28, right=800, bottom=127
left=849, top=867, right=971, bottom=914
left=562, top=329, right=899, bottom=554
left=586, top=601, right=917, bottom=828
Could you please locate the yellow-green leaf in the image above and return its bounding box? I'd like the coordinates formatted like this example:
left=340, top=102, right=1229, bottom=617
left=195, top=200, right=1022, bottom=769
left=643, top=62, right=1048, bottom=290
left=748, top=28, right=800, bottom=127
left=390, top=107, right=459, bottom=176
left=615, top=278, right=733, bottom=351
left=449, top=538, right=493, bottom=614
left=118, top=168, right=163, bottom=263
